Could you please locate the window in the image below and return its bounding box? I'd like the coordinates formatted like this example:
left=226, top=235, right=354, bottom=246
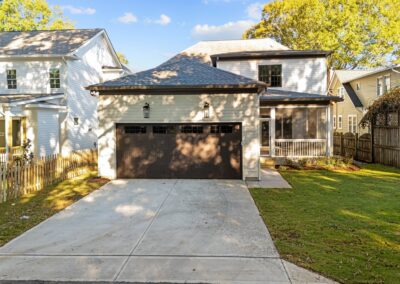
left=333, top=115, right=336, bottom=129
left=73, top=117, right=79, bottom=125
left=153, top=125, right=176, bottom=134
left=7, top=69, right=17, bottom=89
left=210, top=125, right=234, bottom=134
left=258, top=65, right=282, bottom=87
left=125, top=126, right=146, bottom=134
left=338, top=87, right=345, bottom=98
left=356, top=83, right=361, bottom=90
left=348, top=115, right=357, bottom=133
left=12, top=119, right=21, bottom=147
left=49, top=68, right=60, bottom=89
left=338, top=115, right=343, bottom=129
left=377, top=75, right=390, bottom=96
left=180, top=125, right=203, bottom=134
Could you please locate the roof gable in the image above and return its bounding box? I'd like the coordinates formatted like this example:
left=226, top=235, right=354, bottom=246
left=0, top=29, right=102, bottom=57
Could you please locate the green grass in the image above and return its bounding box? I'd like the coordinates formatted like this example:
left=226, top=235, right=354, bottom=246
left=0, top=172, right=109, bottom=247
left=250, top=164, right=400, bottom=284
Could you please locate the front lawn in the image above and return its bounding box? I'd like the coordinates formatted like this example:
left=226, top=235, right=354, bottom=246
left=250, top=164, right=400, bottom=284
left=0, top=171, right=109, bottom=247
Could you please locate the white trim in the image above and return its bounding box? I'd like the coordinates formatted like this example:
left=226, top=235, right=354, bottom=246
left=270, top=108, right=276, bottom=157
left=348, top=114, right=357, bottom=133
left=0, top=55, right=78, bottom=60
left=337, top=115, right=343, bottom=129
left=24, top=104, right=67, bottom=110
left=275, top=139, right=326, bottom=142
left=8, top=94, right=64, bottom=106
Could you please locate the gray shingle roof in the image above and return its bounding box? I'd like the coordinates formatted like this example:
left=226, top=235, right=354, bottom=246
left=0, top=29, right=102, bottom=56
left=88, top=55, right=267, bottom=91
left=343, top=83, right=363, bottom=107
left=260, top=89, right=343, bottom=102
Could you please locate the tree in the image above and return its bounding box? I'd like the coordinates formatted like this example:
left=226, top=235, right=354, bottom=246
left=117, top=52, right=129, bottom=65
left=244, top=0, right=400, bottom=69
left=0, top=0, right=73, bottom=31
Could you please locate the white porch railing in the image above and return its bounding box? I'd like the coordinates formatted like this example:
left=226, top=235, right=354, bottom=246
left=275, top=139, right=327, bottom=157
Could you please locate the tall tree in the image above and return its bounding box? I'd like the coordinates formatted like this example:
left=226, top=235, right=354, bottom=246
left=0, top=0, right=73, bottom=31
left=244, top=0, right=400, bottom=69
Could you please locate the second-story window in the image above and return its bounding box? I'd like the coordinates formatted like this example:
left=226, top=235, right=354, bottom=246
left=7, top=69, right=17, bottom=89
left=258, top=65, right=282, bottom=87
left=377, top=75, right=390, bottom=96
left=338, top=87, right=345, bottom=98
left=49, top=68, right=60, bottom=89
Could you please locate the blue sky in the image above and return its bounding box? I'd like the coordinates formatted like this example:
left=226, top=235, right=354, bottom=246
left=48, top=0, right=266, bottom=71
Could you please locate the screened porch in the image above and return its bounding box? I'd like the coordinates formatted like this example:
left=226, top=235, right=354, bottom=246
left=260, top=106, right=331, bottom=157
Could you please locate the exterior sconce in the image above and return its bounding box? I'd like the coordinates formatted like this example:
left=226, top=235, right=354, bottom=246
left=203, top=102, right=210, bottom=119
left=143, top=103, right=150, bottom=118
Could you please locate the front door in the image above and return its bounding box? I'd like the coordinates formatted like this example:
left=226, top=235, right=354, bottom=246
left=261, top=120, right=270, bottom=156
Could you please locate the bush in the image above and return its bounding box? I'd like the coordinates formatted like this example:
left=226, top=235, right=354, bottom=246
left=280, top=157, right=356, bottom=171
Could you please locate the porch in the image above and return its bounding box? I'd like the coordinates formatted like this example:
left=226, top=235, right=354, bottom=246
left=259, top=89, right=341, bottom=160
left=0, top=117, right=26, bottom=163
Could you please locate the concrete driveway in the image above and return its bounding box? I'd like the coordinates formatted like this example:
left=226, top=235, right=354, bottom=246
left=0, top=179, right=289, bottom=283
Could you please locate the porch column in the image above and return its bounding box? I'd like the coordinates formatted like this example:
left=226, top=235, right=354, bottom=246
left=326, top=104, right=332, bottom=156
left=4, top=109, right=12, bottom=163
left=271, top=107, right=276, bottom=157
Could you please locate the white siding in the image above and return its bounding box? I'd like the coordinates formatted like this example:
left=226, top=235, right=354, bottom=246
left=98, top=92, right=260, bottom=180
left=217, top=58, right=328, bottom=94
left=63, top=33, right=120, bottom=154
left=36, top=109, right=60, bottom=157
left=0, top=60, right=65, bottom=95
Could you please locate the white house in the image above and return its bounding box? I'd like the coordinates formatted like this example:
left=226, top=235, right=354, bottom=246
left=88, top=38, right=341, bottom=180
left=0, top=29, right=128, bottom=159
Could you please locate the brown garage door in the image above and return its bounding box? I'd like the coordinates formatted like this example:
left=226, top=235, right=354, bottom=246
left=116, top=123, right=242, bottom=179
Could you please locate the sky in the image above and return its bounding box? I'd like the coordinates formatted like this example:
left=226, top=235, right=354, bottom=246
left=48, top=0, right=267, bottom=71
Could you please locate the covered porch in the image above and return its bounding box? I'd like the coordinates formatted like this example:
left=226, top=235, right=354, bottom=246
left=259, top=89, right=342, bottom=159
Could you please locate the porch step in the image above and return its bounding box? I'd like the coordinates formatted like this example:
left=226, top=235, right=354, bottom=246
left=260, top=157, right=276, bottom=169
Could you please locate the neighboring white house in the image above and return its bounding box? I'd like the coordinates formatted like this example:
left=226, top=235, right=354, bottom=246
left=0, top=29, right=129, bottom=158
left=89, top=38, right=340, bottom=181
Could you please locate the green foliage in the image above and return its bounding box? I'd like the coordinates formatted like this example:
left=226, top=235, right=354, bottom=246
left=0, top=0, right=74, bottom=31
left=360, top=87, right=400, bottom=127
left=14, top=139, right=34, bottom=163
left=250, top=164, right=400, bottom=283
left=244, top=0, right=400, bottom=69
left=283, top=157, right=354, bottom=170
left=117, top=52, right=129, bottom=65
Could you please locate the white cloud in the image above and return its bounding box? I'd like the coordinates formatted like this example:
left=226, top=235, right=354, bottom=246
left=192, top=20, right=255, bottom=40
left=118, top=12, right=138, bottom=24
left=62, top=5, right=96, bottom=15
left=146, top=14, right=171, bottom=25
left=246, top=3, right=263, bottom=20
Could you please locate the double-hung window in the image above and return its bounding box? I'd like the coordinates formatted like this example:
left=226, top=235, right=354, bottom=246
left=49, top=68, right=61, bottom=89
left=7, top=69, right=17, bottom=89
left=377, top=75, right=390, bottom=96
left=258, top=65, right=282, bottom=87
left=348, top=115, right=357, bottom=133
left=338, top=115, right=343, bottom=129
left=333, top=115, right=336, bottom=129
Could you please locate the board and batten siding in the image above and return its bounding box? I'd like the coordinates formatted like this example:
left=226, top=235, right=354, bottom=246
left=217, top=58, right=328, bottom=94
left=64, top=33, right=121, bottom=154
left=98, top=92, right=260, bottom=180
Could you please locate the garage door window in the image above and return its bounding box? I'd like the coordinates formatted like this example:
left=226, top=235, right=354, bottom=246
left=210, top=125, right=234, bottom=134
left=153, top=125, right=177, bottom=134
left=180, top=125, right=204, bottom=133
left=125, top=126, right=146, bottom=134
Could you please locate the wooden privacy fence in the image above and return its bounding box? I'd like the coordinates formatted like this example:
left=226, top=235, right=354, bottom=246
left=333, top=132, right=373, bottom=163
left=372, top=125, right=400, bottom=168
left=0, top=148, right=98, bottom=203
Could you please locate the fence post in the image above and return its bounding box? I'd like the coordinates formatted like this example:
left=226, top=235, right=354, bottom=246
left=340, top=133, right=344, bottom=156
left=354, top=133, right=358, bottom=160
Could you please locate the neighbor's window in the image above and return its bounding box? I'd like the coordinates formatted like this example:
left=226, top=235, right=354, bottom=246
left=333, top=115, right=336, bottom=129
left=12, top=119, right=21, bottom=147
left=356, top=82, right=361, bottom=90
left=7, top=69, right=17, bottom=89
left=348, top=115, right=357, bottom=133
left=338, top=87, right=345, bottom=98
left=377, top=75, right=390, bottom=96
left=49, top=68, right=60, bottom=89
left=258, top=65, right=282, bottom=87
left=338, top=115, right=343, bottom=129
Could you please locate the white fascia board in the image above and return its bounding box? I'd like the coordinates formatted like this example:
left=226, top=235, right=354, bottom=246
left=8, top=94, right=65, bottom=107
left=24, top=104, right=68, bottom=110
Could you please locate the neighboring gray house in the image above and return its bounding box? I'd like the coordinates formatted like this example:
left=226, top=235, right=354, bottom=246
left=88, top=38, right=341, bottom=181
left=0, top=29, right=128, bottom=158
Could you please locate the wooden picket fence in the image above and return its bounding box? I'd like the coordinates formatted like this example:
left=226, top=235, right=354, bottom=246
left=0, top=148, right=98, bottom=203
left=333, top=132, right=373, bottom=163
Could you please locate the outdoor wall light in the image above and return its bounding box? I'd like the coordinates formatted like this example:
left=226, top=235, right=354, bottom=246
left=143, top=103, right=150, bottom=118
left=203, top=102, right=210, bottom=119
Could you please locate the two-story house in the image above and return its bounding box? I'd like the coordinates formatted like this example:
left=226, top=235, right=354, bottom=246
left=88, top=38, right=340, bottom=181
left=330, top=67, right=400, bottom=134
left=0, top=29, right=128, bottom=159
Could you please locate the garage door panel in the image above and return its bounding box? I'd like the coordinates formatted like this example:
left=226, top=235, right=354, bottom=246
left=116, top=123, right=242, bottom=179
